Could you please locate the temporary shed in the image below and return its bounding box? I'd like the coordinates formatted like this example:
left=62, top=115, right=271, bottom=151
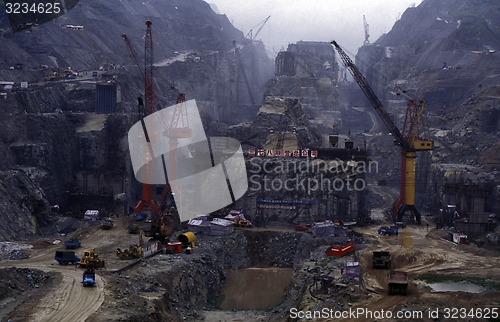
left=84, top=209, right=100, bottom=221
left=312, top=220, right=336, bottom=237
left=210, top=218, right=234, bottom=236
left=188, top=218, right=211, bottom=234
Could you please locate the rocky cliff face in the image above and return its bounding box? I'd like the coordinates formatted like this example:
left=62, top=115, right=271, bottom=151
left=355, top=0, right=500, bottom=143
left=0, top=0, right=273, bottom=240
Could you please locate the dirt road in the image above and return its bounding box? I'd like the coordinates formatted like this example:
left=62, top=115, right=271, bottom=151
left=28, top=267, right=104, bottom=322
left=349, top=223, right=500, bottom=322
left=0, top=216, right=140, bottom=322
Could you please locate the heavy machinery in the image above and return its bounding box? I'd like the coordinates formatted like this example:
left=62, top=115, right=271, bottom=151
left=123, top=21, right=185, bottom=241
left=128, top=221, right=140, bottom=234
left=245, top=15, right=271, bottom=41
left=101, top=217, right=114, bottom=230
left=82, top=269, right=96, bottom=287
left=372, top=251, right=391, bottom=269
left=388, top=271, right=408, bottom=295
left=117, top=228, right=144, bottom=259
left=378, top=226, right=399, bottom=236
left=78, top=249, right=105, bottom=269
left=55, top=250, right=80, bottom=265
left=331, top=41, right=433, bottom=224
left=64, top=238, right=81, bottom=249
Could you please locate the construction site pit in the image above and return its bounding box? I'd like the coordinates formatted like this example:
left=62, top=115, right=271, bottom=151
left=218, top=267, right=294, bottom=310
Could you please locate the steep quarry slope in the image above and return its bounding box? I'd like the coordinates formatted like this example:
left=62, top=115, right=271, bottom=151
left=0, top=0, right=242, bottom=69
left=355, top=0, right=500, bottom=170
left=0, top=0, right=273, bottom=117
left=0, top=0, right=273, bottom=240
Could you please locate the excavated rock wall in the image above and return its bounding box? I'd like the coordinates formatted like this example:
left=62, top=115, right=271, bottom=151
left=0, top=170, right=53, bottom=241
left=273, top=41, right=339, bottom=112
left=0, top=0, right=274, bottom=236
left=147, top=231, right=319, bottom=321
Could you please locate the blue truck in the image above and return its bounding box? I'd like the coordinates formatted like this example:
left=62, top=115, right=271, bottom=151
left=55, top=250, right=81, bottom=265
left=378, top=226, right=399, bottom=236
left=64, top=238, right=81, bottom=249
left=82, top=269, right=96, bottom=287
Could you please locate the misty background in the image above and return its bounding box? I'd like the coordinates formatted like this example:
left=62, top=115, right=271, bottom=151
left=208, top=0, right=423, bottom=57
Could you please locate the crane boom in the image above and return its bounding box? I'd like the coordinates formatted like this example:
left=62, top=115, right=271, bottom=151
left=144, top=20, right=155, bottom=117
left=122, top=33, right=144, bottom=81
left=331, top=40, right=433, bottom=224
left=331, top=41, right=408, bottom=149
left=246, top=15, right=271, bottom=40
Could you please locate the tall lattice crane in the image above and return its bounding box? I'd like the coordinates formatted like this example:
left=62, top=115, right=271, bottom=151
left=363, top=15, right=370, bottom=45
left=122, top=21, right=161, bottom=221
left=123, top=20, right=193, bottom=238
left=121, top=33, right=144, bottom=82
left=246, top=15, right=271, bottom=40
left=144, top=20, right=155, bottom=117
left=331, top=40, right=433, bottom=224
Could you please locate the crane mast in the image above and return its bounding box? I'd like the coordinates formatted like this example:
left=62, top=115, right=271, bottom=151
left=246, top=15, right=271, bottom=40
left=331, top=41, right=433, bottom=224
left=144, top=20, right=155, bottom=117
left=363, top=15, right=370, bottom=45
left=130, top=20, right=160, bottom=217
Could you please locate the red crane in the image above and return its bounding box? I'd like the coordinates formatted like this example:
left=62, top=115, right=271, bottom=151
left=121, top=33, right=144, bottom=81
left=129, top=20, right=160, bottom=218
left=144, top=20, right=155, bottom=117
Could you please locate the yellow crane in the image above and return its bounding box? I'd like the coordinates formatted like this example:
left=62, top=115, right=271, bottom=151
left=332, top=41, right=433, bottom=224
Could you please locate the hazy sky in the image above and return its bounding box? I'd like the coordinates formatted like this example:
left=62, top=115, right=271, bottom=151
left=208, top=0, right=423, bottom=57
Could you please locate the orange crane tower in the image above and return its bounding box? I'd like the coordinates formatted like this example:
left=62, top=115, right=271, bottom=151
left=131, top=20, right=160, bottom=217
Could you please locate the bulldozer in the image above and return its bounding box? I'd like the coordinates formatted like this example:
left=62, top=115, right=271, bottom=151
left=117, top=228, right=144, bottom=259
left=78, top=249, right=105, bottom=269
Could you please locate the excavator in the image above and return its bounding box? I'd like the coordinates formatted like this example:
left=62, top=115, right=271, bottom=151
left=331, top=41, right=433, bottom=224
left=117, top=228, right=145, bottom=259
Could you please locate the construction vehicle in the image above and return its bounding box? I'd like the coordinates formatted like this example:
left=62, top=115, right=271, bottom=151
left=78, top=249, right=105, bottom=269
left=116, top=245, right=143, bottom=259
left=117, top=229, right=144, bottom=259
left=82, top=269, right=96, bottom=287
left=388, top=271, right=408, bottom=295
left=372, top=251, right=391, bottom=269
left=378, top=226, right=399, bottom=236
left=128, top=221, right=140, bottom=234
left=135, top=212, right=145, bottom=221
left=55, top=250, right=80, bottom=265
left=226, top=217, right=252, bottom=227
left=225, top=210, right=252, bottom=227
left=64, top=238, right=81, bottom=249
left=332, top=41, right=433, bottom=224
left=101, top=217, right=114, bottom=230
